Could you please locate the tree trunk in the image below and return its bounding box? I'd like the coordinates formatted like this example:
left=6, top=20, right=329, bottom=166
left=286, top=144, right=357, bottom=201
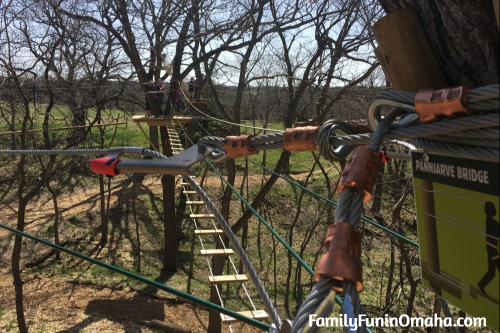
left=12, top=201, right=28, bottom=333
left=160, top=126, right=177, bottom=271
left=47, top=183, right=60, bottom=260
left=377, top=0, right=499, bottom=86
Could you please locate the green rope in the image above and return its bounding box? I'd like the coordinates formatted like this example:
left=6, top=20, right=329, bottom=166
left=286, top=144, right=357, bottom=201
left=244, top=156, right=419, bottom=248
left=0, top=222, right=271, bottom=330
left=207, top=161, right=315, bottom=276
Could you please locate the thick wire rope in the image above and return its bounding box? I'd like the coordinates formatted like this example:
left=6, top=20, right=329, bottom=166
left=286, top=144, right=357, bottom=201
left=197, top=113, right=500, bottom=162
left=292, top=109, right=405, bottom=333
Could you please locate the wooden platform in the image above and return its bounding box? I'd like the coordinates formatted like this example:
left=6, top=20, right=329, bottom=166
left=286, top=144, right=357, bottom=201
left=220, top=310, right=268, bottom=323
left=132, top=115, right=192, bottom=126
left=183, top=97, right=210, bottom=104
left=209, top=274, right=248, bottom=284
left=200, top=249, right=234, bottom=256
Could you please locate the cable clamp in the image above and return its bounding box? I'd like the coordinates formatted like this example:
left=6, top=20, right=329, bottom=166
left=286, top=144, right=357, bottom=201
left=314, top=222, right=363, bottom=292
left=224, top=135, right=258, bottom=159
left=283, top=126, right=319, bottom=152
left=337, top=145, right=381, bottom=203
left=415, top=85, right=471, bottom=123
left=349, top=122, right=372, bottom=134
left=90, top=156, right=121, bottom=177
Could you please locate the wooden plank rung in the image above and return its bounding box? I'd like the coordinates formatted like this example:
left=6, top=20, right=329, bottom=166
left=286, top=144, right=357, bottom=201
left=220, top=310, right=268, bottom=323
left=190, top=213, right=215, bottom=219
left=186, top=201, right=204, bottom=205
left=183, top=191, right=197, bottom=194
left=200, top=249, right=234, bottom=256
left=194, top=229, right=224, bottom=235
left=209, top=274, right=248, bottom=284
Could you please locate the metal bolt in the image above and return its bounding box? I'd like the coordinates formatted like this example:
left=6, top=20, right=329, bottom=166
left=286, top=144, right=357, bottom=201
left=423, top=153, right=429, bottom=162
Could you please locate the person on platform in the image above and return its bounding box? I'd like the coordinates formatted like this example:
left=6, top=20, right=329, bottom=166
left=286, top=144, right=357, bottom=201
left=188, top=77, right=195, bottom=99
left=155, top=79, right=165, bottom=117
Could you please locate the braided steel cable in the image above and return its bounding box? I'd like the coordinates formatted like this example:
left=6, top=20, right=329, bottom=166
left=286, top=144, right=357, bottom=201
left=292, top=109, right=404, bottom=333
left=372, top=84, right=499, bottom=111
left=408, top=138, right=499, bottom=162
left=197, top=112, right=499, bottom=163
left=142, top=148, right=168, bottom=159
left=0, top=148, right=110, bottom=155
left=291, top=277, right=336, bottom=332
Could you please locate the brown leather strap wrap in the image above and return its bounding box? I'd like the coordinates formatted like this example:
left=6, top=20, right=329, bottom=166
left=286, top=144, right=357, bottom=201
left=283, top=126, right=319, bottom=152
left=314, top=222, right=363, bottom=292
left=337, top=145, right=381, bottom=204
left=415, top=85, right=471, bottom=123
left=224, top=135, right=258, bottom=159
left=350, top=122, right=373, bottom=134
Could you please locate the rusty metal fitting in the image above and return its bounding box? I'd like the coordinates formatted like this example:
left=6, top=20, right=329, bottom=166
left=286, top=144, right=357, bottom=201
left=349, top=122, right=373, bottom=134
left=283, top=126, right=319, bottom=152
left=314, top=222, right=363, bottom=292
left=337, top=145, right=381, bottom=203
left=415, top=85, right=471, bottom=123
left=223, top=135, right=258, bottom=159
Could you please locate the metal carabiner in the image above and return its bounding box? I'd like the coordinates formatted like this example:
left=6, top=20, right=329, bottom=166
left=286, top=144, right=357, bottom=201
left=367, top=99, right=416, bottom=131
left=327, top=123, right=357, bottom=159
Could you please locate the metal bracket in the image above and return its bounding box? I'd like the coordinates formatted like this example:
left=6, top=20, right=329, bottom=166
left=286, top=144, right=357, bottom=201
left=114, top=145, right=216, bottom=175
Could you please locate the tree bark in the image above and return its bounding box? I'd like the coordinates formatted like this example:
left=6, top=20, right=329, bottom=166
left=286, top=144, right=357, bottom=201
left=160, top=126, right=177, bottom=271
left=377, top=0, right=499, bottom=86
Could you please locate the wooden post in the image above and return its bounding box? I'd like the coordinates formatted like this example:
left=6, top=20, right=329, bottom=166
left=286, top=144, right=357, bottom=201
left=372, top=8, right=449, bottom=92
left=372, top=8, right=452, bottom=297
left=186, top=120, right=196, bottom=149
left=189, top=232, right=195, bottom=278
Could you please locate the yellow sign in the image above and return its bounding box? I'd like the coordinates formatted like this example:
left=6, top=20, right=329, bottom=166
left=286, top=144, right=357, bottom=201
left=412, top=152, right=499, bottom=331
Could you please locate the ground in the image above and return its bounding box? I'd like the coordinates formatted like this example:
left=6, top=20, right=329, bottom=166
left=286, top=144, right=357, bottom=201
left=0, top=175, right=267, bottom=333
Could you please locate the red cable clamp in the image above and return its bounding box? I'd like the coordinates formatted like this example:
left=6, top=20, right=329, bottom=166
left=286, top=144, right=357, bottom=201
left=90, top=157, right=121, bottom=177
left=337, top=145, right=381, bottom=203
left=283, top=126, right=319, bottom=152
left=379, top=149, right=390, bottom=163
left=315, top=222, right=363, bottom=292
left=224, top=135, right=258, bottom=159
left=415, top=85, right=471, bottom=123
